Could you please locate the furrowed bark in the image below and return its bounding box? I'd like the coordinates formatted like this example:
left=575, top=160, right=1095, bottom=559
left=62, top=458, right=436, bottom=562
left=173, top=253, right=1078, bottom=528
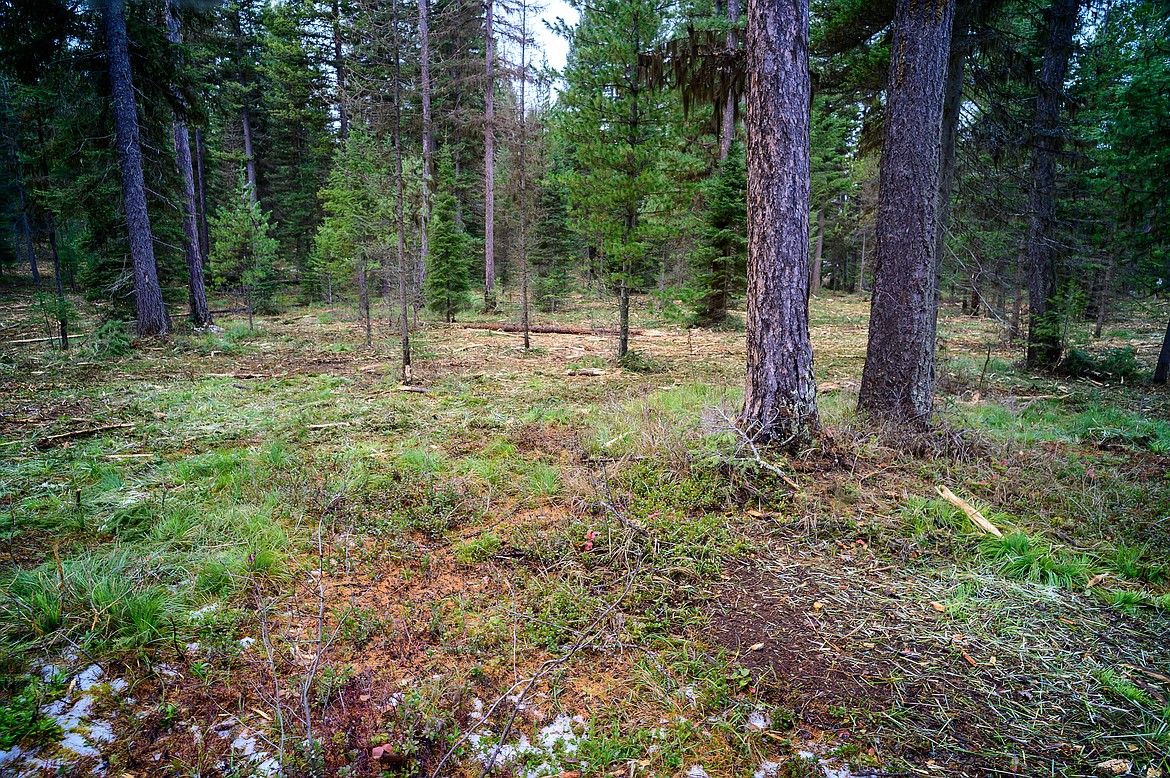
left=739, top=0, right=819, bottom=447
left=857, top=0, right=956, bottom=427
left=1026, top=0, right=1080, bottom=368
left=102, top=0, right=169, bottom=337
left=166, top=0, right=210, bottom=327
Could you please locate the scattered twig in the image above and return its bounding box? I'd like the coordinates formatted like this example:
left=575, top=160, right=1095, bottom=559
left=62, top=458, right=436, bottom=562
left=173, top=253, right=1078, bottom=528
left=36, top=422, right=134, bottom=448
left=935, top=485, right=1003, bottom=537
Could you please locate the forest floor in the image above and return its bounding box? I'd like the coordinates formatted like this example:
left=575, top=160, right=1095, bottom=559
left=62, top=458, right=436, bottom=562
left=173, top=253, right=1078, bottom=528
left=1, top=283, right=1169, bottom=778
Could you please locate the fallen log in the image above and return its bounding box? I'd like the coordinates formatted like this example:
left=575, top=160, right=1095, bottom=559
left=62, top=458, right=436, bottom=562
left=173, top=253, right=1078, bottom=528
left=37, top=423, right=135, bottom=448
left=464, top=323, right=644, bottom=336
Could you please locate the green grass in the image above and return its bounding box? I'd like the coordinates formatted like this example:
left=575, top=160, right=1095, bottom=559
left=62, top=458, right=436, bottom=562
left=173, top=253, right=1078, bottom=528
left=977, top=532, right=1095, bottom=589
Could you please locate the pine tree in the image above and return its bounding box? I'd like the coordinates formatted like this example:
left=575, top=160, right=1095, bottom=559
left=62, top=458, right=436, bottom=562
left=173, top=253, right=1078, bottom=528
left=691, top=141, right=746, bottom=326
left=425, top=163, right=474, bottom=322
left=211, top=173, right=278, bottom=328
left=554, top=0, right=670, bottom=357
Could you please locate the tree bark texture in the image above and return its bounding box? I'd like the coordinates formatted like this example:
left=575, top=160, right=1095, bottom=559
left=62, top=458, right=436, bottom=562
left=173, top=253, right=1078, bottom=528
left=166, top=0, right=210, bottom=326
left=1026, top=0, right=1079, bottom=368
left=102, top=0, right=169, bottom=337
left=933, top=0, right=969, bottom=331
left=857, top=0, right=955, bottom=426
left=739, top=0, right=819, bottom=446
left=483, top=0, right=497, bottom=309
left=719, top=0, right=741, bottom=161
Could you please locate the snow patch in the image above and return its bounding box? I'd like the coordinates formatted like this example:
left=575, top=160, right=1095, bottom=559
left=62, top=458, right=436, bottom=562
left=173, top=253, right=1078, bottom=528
left=468, top=714, right=585, bottom=777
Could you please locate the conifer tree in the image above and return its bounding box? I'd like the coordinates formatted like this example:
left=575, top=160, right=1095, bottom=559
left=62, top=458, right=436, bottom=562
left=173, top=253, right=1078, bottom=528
left=211, top=174, right=278, bottom=329
left=425, top=161, right=474, bottom=322
left=691, top=141, right=746, bottom=326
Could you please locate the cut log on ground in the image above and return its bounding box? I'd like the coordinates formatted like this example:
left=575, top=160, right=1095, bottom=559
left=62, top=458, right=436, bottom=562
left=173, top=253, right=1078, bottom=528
left=464, top=323, right=644, bottom=336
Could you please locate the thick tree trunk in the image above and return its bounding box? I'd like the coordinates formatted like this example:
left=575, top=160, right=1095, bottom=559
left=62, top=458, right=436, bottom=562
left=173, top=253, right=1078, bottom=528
left=1026, top=0, right=1079, bottom=368
left=1154, top=315, right=1170, bottom=384
left=102, top=0, right=169, bottom=337
left=719, top=0, right=741, bottom=161
left=739, top=0, right=819, bottom=446
left=483, top=0, right=496, bottom=310
left=811, top=206, right=824, bottom=296
left=166, top=0, right=210, bottom=327
left=857, top=0, right=955, bottom=427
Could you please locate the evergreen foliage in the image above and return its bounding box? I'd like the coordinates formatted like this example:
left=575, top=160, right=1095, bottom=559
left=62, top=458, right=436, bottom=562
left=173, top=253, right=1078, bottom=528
left=210, top=174, right=279, bottom=322
left=425, top=159, right=475, bottom=322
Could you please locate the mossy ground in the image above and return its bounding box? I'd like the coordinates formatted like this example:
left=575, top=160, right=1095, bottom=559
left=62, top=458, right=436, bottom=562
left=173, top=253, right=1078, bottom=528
left=1, top=285, right=1168, bottom=777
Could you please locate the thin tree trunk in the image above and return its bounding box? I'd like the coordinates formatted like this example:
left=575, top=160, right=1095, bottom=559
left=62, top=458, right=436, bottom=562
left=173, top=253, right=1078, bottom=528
left=811, top=206, right=824, bottom=296
left=235, top=8, right=258, bottom=202
left=242, top=106, right=258, bottom=201
left=1026, top=0, right=1079, bottom=368
left=416, top=0, right=432, bottom=308
left=857, top=0, right=956, bottom=427
left=102, top=0, right=169, bottom=337
left=195, top=127, right=210, bottom=264
left=1154, top=315, right=1170, bottom=384
left=933, top=0, right=969, bottom=334
left=858, top=228, right=866, bottom=292
left=519, top=0, right=530, bottom=351
left=166, top=0, right=210, bottom=327
left=332, top=0, right=348, bottom=143
left=15, top=177, right=39, bottom=285
left=45, top=216, right=68, bottom=349
left=618, top=269, right=630, bottom=357
left=718, top=0, right=741, bottom=161
left=739, top=0, right=819, bottom=447
left=1094, top=255, right=1113, bottom=338
left=394, top=0, right=411, bottom=383
left=483, top=0, right=496, bottom=310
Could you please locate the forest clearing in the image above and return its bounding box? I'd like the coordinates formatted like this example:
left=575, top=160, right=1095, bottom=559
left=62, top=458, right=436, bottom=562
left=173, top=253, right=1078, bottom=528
left=3, top=0, right=1170, bottom=774
left=1, top=288, right=1168, bottom=777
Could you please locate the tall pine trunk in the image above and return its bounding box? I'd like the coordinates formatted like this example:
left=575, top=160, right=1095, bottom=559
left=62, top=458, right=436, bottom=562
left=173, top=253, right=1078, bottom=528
left=483, top=0, right=496, bottom=310
left=519, top=0, right=530, bottom=350
left=102, top=0, right=169, bottom=337
left=739, top=0, right=819, bottom=446
left=394, top=0, right=411, bottom=383
left=857, top=0, right=956, bottom=427
left=195, top=128, right=210, bottom=263
left=1026, top=0, right=1079, bottom=368
left=718, top=0, right=741, bottom=161
left=810, top=206, right=824, bottom=296
left=16, top=176, right=39, bottom=285
left=332, top=0, right=348, bottom=143
left=934, top=0, right=969, bottom=332
left=166, top=0, right=210, bottom=327
left=416, top=0, right=432, bottom=310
